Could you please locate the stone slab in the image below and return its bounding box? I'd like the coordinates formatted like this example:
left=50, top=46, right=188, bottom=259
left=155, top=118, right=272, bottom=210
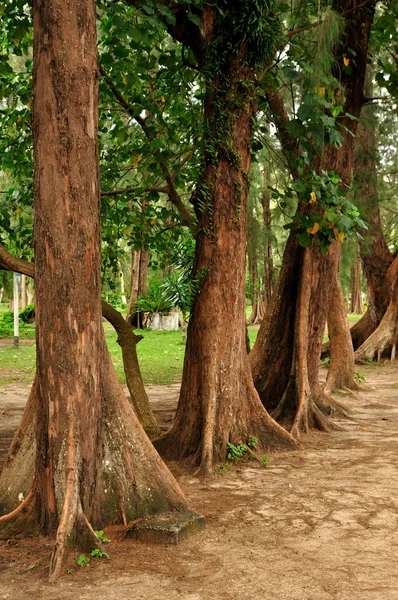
left=126, top=511, right=205, bottom=544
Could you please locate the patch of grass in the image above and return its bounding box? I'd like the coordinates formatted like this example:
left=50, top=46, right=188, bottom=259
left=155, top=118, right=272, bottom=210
left=347, top=313, right=363, bottom=324
left=0, top=315, right=260, bottom=387
left=105, top=328, right=186, bottom=385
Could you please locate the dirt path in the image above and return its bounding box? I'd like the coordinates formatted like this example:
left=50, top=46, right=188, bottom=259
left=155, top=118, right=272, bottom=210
left=1, top=364, right=398, bottom=599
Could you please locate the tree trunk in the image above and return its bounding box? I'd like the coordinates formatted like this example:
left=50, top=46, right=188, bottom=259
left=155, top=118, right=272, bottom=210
left=247, top=244, right=264, bottom=325
left=261, top=174, right=274, bottom=315
left=324, top=273, right=361, bottom=392
left=126, top=247, right=149, bottom=327
left=349, top=88, right=394, bottom=348
left=155, top=18, right=298, bottom=474
left=349, top=252, right=363, bottom=314
left=0, top=0, right=187, bottom=580
left=250, top=0, right=375, bottom=433
left=101, top=301, right=160, bottom=439
left=355, top=258, right=398, bottom=362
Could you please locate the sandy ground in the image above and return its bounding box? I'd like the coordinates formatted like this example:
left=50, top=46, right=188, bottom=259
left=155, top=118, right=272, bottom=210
left=1, top=364, right=398, bottom=599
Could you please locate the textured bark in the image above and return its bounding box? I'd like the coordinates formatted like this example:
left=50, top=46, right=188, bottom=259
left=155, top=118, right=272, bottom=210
left=349, top=95, right=394, bottom=349
left=0, top=0, right=187, bottom=581
left=155, top=16, right=297, bottom=474
left=355, top=258, right=398, bottom=362
left=101, top=301, right=160, bottom=438
left=324, top=274, right=361, bottom=392
left=251, top=0, right=375, bottom=432
left=271, top=248, right=331, bottom=435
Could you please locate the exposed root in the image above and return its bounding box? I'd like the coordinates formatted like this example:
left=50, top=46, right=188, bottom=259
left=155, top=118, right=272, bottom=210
left=0, top=485, right=38, bottom=539
left=49, top=508, right=101, bottom=582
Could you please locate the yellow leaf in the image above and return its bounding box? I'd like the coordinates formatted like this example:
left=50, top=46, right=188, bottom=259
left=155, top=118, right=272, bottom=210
left=123, top=226, right=132, bottom=235
left=335, top=230, right=346, bottom=243
left=130, top=153, right=143, bottom=167
left=157, top=95, right=166, bottom=112
left=307, top=222, right=320, bottom=235
left=150, top=217, right=157, bottom=225
left=122, top=75, right=127, bottom=85
left=316, top=87, right=326, bottom=97
left=15, top=207, right=21, bottom=218
left=343, top=57, right=350, bottom=67
left=309, top=191, right=317, bottom=203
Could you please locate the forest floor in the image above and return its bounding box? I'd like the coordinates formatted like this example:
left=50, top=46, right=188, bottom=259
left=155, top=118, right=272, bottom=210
left=1, top=363, right=398, bottom=599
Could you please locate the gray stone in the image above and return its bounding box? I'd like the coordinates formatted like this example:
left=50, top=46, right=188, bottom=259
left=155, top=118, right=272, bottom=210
left=126, top=511, right=205, bottom=544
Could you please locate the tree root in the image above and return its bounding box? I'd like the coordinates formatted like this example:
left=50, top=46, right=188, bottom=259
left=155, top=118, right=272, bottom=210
left=0, top=485, right=38, bottom=539
left=49, top=508, right=101, bottom=582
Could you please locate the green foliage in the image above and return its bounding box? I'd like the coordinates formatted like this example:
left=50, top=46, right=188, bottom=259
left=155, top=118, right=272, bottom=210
left=261, top=454, right=270, bottom=467
left=0, top=310, right=35, bottom=338
left=75, top=554, right=90, bottom=568
left=210, top=0, right=281, bottom=70
left=246, top=435, right=258, bottom=450
left=281, top=170, right=368, bottom=253
left=134, top=280, right=174, bottom=317
left=90, top=549, right=109, bottom=559
left=354, top=372, right=366, bottom=384
left=94, top=530, right=110, bottom=544
left=19, top=303, right=34, bottom=323
left=226, top=440, right=257, bottom=461
left=212, top=463, right=232, bottom=476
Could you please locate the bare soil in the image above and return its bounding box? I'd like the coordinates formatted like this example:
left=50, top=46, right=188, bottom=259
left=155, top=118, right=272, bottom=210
left=1, top=364, right=398, bottom=599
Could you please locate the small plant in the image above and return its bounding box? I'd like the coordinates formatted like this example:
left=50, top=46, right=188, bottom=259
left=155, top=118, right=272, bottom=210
left=354, top=371, right=366, bottom=383
left=66, top=568, right=75, bottom=574
left=75, top=554, right=90, bottom=568
left=90, top=549, right=109, bottom=559
left=94, top=529, right=110, bottom=544
left=226, top=442, right=248, bottom=461
left=246, top=435, right=258, bottom=450
left=213, top=463, right=232, bottom=476
left=261, top=453, right=270, bottom=467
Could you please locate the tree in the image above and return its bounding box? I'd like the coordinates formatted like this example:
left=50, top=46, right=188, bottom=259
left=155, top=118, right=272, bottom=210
left=250, top=0, right=376, bottom=433
left=0, top=0, right=187, bottom=581
left=155, top=0, right=298, bottom=473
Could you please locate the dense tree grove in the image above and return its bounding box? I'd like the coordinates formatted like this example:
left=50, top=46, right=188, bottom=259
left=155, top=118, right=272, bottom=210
left=0, top=0, right=397, bottom=580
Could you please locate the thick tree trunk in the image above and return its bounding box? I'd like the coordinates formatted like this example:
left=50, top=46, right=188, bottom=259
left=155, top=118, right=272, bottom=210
left=271, top=248, right=331, bottom=435
left=324, top=273, right=361, bottom=392
left=251, top=0, right=375, bottom=433
left=155, top=30, right=297, bottom=474
left=349, top=94, right=394, bottom=348
left=0, top=0, right=187, bottom=581
left=355, top=259, right=398, bottom=362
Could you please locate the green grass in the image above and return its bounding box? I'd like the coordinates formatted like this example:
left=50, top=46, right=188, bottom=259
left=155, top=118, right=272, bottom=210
left=0, top=311, right=364, bottom=387
left=106, top=327, right=186, bottom=385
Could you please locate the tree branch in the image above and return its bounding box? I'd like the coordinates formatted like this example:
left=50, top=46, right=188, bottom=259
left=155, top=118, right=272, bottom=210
left=380, top=203, right=398, bottom=216
left=100, top=66, right=196, bottom=234
left=0, top=243, right=138, bottom=329
left=100, top=185, right=169, bottom=197
left=265, top=85, right=300, bottom=176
